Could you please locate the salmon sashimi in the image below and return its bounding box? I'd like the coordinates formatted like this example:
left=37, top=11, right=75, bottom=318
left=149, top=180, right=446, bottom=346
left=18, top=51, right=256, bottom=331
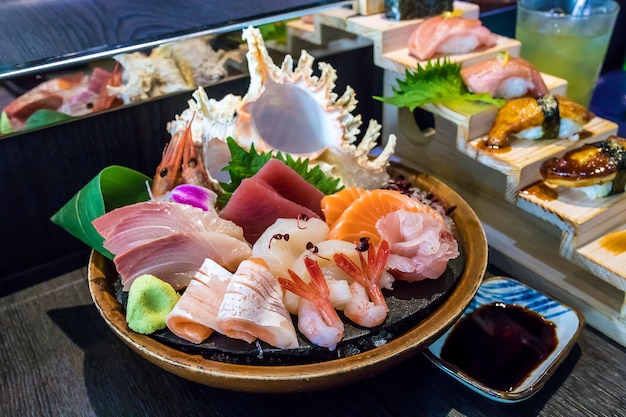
left=166, top=258, right=234, bottom=344
left=461, top=55, right=549, bottom=99
left=408, top=14, right=498, bottom=61
left=217, top=258, right=299, bottom=349
left=328, top=189, right=444, bottom=246
left=320, top=187, right=366, bottom=227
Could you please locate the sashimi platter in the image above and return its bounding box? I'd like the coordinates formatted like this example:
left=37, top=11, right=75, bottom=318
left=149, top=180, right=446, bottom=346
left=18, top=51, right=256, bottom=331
left=55, top=26, right=488, bottom=392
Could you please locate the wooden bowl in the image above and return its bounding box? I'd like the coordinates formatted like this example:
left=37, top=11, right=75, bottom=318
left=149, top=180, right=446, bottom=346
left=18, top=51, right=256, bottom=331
left=88, top=163, right=488, bottom=393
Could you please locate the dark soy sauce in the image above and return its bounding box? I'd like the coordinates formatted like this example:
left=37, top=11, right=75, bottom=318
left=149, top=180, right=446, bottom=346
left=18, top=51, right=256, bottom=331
left=440, top=302, right=558, bottom=392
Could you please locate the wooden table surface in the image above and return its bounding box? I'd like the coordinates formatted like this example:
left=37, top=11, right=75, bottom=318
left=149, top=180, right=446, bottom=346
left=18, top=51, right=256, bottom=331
left=2, top=264, right=625, bottom=416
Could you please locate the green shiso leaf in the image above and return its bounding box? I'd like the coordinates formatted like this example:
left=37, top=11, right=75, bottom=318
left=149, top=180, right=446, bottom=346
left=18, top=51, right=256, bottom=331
left=25, top=109, right=73, bottom=130
left=0, top=111, right=13, bottom=135
left=218, top=137, right=343, bottom=206
left=50, top=165, right=152, bottom=259
left=374, top=57, right=505, bottom=111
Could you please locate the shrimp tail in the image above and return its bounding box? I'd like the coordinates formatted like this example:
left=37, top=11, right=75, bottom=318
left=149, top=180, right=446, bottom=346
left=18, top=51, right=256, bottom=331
left=279, top=257, right=338, bottom=328
left=335, top=240, right=390, bottom=307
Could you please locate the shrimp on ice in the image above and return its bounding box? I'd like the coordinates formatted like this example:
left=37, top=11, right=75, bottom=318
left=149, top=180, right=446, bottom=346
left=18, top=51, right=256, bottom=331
left=278, top=257, right=344, bottom=350
left=334, top=239, right=391, bottom=328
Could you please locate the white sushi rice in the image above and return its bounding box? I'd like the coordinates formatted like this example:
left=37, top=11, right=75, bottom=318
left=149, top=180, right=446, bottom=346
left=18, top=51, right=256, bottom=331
left=515, top=119, right=583, bottom=141
left=495, top=78, right=535, bottom=99
left=572, top=182, right=614, bottom=199
left=438, top=36, right=480, bottom=55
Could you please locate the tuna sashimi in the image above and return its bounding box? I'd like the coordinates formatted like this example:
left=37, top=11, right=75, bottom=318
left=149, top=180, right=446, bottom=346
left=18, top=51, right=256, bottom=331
left=408, top=15, right=498, bottom=61
left=93, top=201, right=245, bottom=255
left=115, top=231, right=252, bottom=291
left=217, top=258, right=298, bottom=349
left=166, top=258, right=233, bottom=343
left=254, top=158, right=325, bottom=217
left=461, top=56, right=549, bottom=99
left=220, top=177, right=320, bottom=245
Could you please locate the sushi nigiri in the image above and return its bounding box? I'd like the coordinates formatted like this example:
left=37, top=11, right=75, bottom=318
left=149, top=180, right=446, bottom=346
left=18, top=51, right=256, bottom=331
left=408, top=14, right=498, bottom=61
left=486, top=94, right=594, bottom=148
left=540, top=135, right=626, bottom=199
left=461, top=53, right=549, bottom=99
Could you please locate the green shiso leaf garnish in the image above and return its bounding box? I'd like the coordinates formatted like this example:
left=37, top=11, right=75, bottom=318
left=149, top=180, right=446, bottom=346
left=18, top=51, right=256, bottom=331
left=218, top=137, right=343, bottom=206
left=51, top=165, right=152, bottom=259
left=374, top=57, right=505, bottom=111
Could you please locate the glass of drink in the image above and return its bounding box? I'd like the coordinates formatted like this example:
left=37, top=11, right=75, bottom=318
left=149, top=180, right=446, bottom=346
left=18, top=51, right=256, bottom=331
left=516, top=0, right=619, bottom=107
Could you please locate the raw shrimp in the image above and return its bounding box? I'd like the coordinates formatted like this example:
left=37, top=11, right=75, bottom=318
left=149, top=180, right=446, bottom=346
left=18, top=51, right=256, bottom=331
left=334, top=239, right=391, bottom=327
left=152, top=119, right=187, bottom=197
left=180, top=114, right=217, bottom=192
left=286, top=239, right=360, bottom=313
left=152, top=112, right=219, bottom=198
left=278, top=257, right=344, bottom=350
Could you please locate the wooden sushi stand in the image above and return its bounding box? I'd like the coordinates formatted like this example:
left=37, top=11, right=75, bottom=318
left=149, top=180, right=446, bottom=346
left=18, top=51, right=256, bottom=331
left=285, top=1, right=626, bottom=347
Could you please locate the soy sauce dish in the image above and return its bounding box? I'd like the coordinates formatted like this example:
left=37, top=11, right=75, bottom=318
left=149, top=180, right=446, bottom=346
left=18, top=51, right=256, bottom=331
left=425, top=276, right=584, bottom=403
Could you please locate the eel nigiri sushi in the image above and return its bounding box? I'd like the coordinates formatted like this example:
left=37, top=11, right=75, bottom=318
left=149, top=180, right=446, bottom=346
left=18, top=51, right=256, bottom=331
left=540, top=135, right=626, bottom=199
left=461, top=54, right=549, bottom=99
left=408, top=14, right=498, bottom=61
left=486, top=94, right=594, bottom=148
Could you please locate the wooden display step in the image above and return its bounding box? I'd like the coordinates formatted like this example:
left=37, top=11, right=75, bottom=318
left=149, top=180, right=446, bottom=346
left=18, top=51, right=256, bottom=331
left=461, top=118, right=618, bottom=202
left=383, top=105, right=626, bottom=346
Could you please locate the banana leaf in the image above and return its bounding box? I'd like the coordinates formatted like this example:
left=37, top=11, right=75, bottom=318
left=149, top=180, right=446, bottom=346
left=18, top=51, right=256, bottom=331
left=51, top=165, right=152, bottom=260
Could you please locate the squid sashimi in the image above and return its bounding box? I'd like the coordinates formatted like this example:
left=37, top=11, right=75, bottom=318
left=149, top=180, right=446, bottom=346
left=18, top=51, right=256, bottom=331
left=115, top=231, right=252, bottom=291
left=461, top=55, right=549, bottom=99
left=486, top=94, right=594, bottom=148
left=217, top=258, right=298, bottom=349
left=254, top=158, right=325, bottom=217
left=166, top=258, right=234, bottom=344
left=408, top=14, right=498, bottom=61
left=252, top=217, right=330, bottom=279
left=376, top=209, right=459, bottom=281
left=220, top=177, right=320, bottom=244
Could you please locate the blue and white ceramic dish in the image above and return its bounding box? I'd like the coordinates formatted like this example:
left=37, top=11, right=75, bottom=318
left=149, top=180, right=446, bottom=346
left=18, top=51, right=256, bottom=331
left=425, top=276, right=584, bottom=403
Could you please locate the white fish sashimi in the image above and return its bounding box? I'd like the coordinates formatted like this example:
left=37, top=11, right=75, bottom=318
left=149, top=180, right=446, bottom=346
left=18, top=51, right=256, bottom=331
left=115, top=231, right=252, bottom=291
left=217, top=259, right=298, bottom=349
left=166, top=258, right=234, bottom=344
left=376, top=210, right=459, bottom=282
left=251, top=217, right=329, bottom=279
left=93, top=201, right=246, bottom=255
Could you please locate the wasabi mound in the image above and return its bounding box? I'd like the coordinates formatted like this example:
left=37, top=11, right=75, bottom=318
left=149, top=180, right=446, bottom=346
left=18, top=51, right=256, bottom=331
left=126, top=274, right=180, bottom=334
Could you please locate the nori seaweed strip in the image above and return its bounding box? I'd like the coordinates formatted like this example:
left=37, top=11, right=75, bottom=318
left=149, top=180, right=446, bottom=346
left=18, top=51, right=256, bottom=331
left=385, top=0, right=453, bottom=20
left=537, top=94, right=560, bottom=139
left=598, top=137, right=626, bottom=195
left=596, top=138, right=626, bottom=170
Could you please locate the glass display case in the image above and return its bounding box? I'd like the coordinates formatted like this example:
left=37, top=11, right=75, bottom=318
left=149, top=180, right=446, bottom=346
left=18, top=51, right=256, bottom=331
left=0, top=0, right=364, bottom=294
